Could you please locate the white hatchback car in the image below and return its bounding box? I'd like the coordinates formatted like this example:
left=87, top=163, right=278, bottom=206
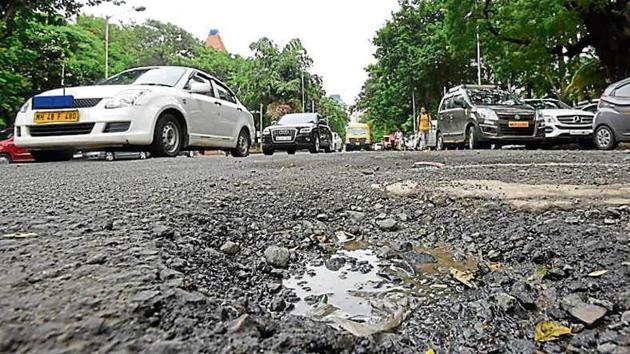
left=14, top=66, right=255, bottom=161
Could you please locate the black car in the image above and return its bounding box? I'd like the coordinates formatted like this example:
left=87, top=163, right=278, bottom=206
left=593, top=78, right=630, bottom=150
left=262, top=113, right=333, bottom=155
left=437, top=85, right=544, bottom=149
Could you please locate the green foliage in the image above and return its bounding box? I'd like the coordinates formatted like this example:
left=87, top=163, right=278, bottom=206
left=0, top=9, right=341, bottom=135
left=358, top=0, right=624, bottom=138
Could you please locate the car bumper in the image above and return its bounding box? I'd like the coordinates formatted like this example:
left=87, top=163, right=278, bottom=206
left=262, top=134, right=315, bottom=150
left=479, top=122, right=545, bottom=142
left=14, top=106, right=155, bottom=150
left=544, top=124, right=593, bottom=139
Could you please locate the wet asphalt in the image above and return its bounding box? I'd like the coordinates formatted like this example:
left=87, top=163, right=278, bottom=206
left=1, top=150, right=629, bottom=353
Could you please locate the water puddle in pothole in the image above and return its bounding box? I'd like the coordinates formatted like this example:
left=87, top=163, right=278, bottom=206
left=283, top=240, right=478, bottom=337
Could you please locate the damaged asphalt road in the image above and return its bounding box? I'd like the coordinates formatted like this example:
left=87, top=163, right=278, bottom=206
left=0, top=150, right=629, bottom=353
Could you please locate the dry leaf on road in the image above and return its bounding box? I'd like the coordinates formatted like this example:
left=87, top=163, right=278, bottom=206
left=534, top=321, right=572, bottom=342
left=450, top=268, right=477, bottom=289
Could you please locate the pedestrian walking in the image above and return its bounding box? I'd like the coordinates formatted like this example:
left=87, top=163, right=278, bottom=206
left=418, top=107, right=430, bottom=150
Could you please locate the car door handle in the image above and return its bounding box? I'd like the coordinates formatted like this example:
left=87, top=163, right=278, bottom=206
left=214, top=102, right=222, bottom=106
left=237, top=108, right=243, bottom=112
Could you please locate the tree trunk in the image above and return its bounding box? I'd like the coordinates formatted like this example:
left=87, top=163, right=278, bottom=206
left=577, top=3, right=630, bottom=82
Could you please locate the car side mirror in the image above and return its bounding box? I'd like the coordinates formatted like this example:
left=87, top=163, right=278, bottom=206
left=271, top=120, right=278, bottom=125
left=189, top=81, right=212, bottom=94
left=318, top=119, right=327, bottom=125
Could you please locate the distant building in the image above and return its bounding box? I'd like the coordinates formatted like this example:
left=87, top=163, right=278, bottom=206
left=205, top=29, right=226, bottom=52
left=330, top=94, right=344, bottom=106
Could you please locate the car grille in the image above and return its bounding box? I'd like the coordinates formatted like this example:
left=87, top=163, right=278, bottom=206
left=272, top=128, right=297, bottom=143
left=497, top=113, right=536, bottom=121
left=30, top=123, right=95, bottom=137
left=73, top=98, right=103, bottom=109
left=557, top=115, right=594, bottom=125
left=104, top=122, right=131, bottom=133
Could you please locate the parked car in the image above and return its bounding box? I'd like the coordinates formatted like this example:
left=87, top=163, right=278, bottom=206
left=331, top=132, right=343, bottom=152
left=345, top=123, right=371, bottom=151
left=594, top=78, right=630, bottom=150
left=261, top=113, right=333, bottom=155
left=0, top=128, right=33, bottom=164
left=524, top=98, right=595, bottom=148
left=437, top=85, right=543, bottom=150
left=84, top=151, right=149, bottom=161
left=14, top=66, right=255, bottom=162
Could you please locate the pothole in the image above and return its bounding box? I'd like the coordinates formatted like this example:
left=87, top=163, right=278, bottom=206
left=284, top=241, right=478, bottom=337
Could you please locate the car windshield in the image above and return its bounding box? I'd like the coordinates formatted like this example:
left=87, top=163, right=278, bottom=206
left=278, top=114, right=316, bottom=125
left=529, top=100, right=572, bottom=110
left=99, top=67, right=187, bottom=87
left=467, top=89, right=523, bottom=106
left=348, top=127, right=368, bottom=135
left=0, top=129, right=12, bottom=141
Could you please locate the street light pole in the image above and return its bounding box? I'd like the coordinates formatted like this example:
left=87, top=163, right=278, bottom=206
left=476, top=25, right=482, bottom=85
left=104, top=6, right=146, bottom=79
left=105, top=16, right=111, bottom=79
left=301, top=71, right=306, bottom=113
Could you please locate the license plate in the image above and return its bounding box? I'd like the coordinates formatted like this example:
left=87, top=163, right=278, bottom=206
left=508, top=121, right=529, bottom=128
left=276, top=136, right=292, bottom=141
left=570, top=130, right=590, bottom=136
left=34, top=110, right=80, bottom=124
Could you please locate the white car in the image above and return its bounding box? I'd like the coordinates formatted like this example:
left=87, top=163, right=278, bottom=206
left=524, top=98, right=595, bottom=147
left=332, top=132, right=343, bottom=152
left=14, top=66, right=255, bottom=162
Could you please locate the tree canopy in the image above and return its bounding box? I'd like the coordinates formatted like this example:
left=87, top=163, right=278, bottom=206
left=357, top=0, right=629, bottom=140
left=0, top=5, right=348, bottom=134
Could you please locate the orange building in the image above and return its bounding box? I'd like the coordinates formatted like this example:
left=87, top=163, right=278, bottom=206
left=205, top=29, right=226, bottom=52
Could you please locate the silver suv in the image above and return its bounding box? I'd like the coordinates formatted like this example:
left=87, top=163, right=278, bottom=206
left=437, top=85, right=544, bottom=150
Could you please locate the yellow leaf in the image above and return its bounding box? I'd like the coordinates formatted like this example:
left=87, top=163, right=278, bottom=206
left=588, top=270, right=608, bottom=277
left=489, top=262, right=502, bottom=272
left=426, top=349, right=436, bottom=354
left=450, top=268, right=477, bottom=289
left=534, top=321, right=572, bottom=342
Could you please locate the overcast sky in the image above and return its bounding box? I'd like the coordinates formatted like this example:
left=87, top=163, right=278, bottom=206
left=84, top=0, right=399, bottom=104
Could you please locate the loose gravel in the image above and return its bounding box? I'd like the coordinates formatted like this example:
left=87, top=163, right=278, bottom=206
left=1, top=150, right=629, bottom=353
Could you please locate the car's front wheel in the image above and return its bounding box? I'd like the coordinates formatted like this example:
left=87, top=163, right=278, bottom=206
left=151, top=113, right=183, bottom=158
left=0, top=154, right=11, bottom=165
left=31, top=150, right=74, bottom=163
left=595, top=125, right=618, bottom=150
left=309, top=135, right=320, bottom=154
left=231, top=129, right=250, bottom=158
left=436, top=132, right=445, bottom=151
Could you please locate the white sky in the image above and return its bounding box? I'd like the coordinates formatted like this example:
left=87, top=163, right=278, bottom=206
left=84, top=0, right=399, bottom=105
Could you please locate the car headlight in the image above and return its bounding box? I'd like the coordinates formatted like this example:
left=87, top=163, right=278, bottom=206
left=299, top=127, right=312, bottom=134
left=263, top=128, right=271, bottom=135
left=105, top=90, right=149, bottom=109
left=19, top=100, right=31, bottom=113
left=476, top=108, right=499, bottom=123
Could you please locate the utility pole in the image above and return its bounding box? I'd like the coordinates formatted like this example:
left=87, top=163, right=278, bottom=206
left=259, top=103, right=263, bottom=145
left=412, top=89, right=417, bottom=133
left=312, top=101, right=315, bottom=113
left=104, top=6, right=146, bottom=79
left=476, top=25, right=482, bottom=85
left=301, top=71, right=306, bottom=113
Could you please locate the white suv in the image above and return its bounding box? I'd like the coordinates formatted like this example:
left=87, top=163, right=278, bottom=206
left=15, top=66, right=255, bottom=161
left=525, top=98, right=595, bottom=147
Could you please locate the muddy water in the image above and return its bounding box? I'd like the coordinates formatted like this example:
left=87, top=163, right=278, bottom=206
left=284, top=243, right=478, bottom=330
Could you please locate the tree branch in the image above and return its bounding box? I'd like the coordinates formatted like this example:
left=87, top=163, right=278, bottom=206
left=482, top=0, right=531, bottom=46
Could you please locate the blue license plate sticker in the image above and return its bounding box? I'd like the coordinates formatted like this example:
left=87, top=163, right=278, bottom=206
left=32, top=96, right=75, bottom=110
